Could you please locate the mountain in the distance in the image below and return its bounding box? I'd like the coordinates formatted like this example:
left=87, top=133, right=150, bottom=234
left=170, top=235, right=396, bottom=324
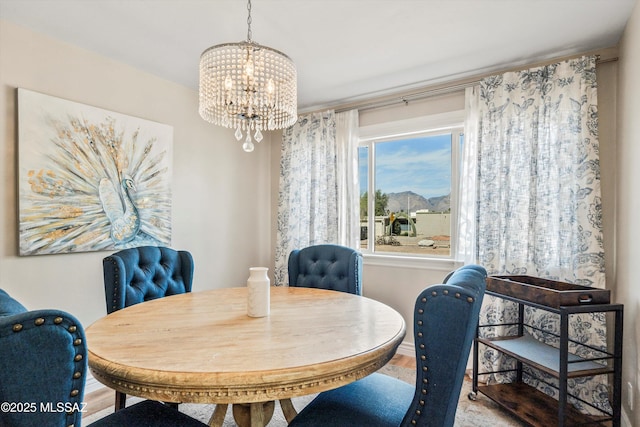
left=386, top=191, right=450, bottom=213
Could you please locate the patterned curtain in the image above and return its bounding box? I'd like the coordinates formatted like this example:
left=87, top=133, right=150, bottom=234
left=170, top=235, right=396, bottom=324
left=274, top=110, right=360, bottom=286
left=275, top=111, right=337, bottom=286
left=459, top=56, right=610, bottom=413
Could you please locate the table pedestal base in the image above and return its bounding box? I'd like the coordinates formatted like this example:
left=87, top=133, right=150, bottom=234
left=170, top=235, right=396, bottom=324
left=208, top=399, right=297, bottom=427
left=233, top=401, right=275, bottom=427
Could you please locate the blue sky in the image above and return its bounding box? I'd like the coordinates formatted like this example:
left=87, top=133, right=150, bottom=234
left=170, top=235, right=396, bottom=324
left=359, top=134, right=452, bottom=199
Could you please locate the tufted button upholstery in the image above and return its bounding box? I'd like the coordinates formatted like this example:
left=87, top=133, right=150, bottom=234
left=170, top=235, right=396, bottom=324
left=103, top=246, right=194, bottom=314
left=288, top=244, right=362, bottom=295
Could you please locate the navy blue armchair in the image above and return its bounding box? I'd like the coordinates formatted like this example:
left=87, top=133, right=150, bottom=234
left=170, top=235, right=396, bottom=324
left=288, top=264, right=487, bottom=427
left=102, top=245, right=194, bottom=410
left=288, top=244, right=362, bottom=295
left=0, top=289, right=207, bottom=427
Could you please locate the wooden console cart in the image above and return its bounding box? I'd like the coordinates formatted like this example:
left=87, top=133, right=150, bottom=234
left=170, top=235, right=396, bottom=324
left=470, top=275, right=623, bottom=427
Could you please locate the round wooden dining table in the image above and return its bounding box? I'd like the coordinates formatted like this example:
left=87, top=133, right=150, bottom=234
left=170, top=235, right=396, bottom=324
left=86, top=286, right=406, bottom=427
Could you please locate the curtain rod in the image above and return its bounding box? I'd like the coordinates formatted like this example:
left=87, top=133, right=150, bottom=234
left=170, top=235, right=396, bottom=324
left=335, top=55, right=618, bottom=114
left=335, top=81, right=477, bottom=113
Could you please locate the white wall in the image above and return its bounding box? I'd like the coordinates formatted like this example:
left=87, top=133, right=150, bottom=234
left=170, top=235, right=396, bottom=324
left=0, top=20, right=273, bottom=327
left=617, top=1, right=640, bottom=424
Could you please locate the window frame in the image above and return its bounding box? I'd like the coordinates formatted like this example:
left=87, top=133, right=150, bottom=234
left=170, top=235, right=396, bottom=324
left=358, top=110, right=465, bottom=269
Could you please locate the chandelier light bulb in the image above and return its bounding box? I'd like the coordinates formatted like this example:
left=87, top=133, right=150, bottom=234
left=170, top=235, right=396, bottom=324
left=243, top=134, right=255, bottom=152
left=244, top=57, right=254, bottom=77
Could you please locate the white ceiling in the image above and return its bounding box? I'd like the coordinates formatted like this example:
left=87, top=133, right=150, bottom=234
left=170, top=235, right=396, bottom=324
left=0, top=0, right=636, bottom=111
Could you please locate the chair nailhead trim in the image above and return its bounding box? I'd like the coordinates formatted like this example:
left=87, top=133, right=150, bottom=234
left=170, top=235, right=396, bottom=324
left=8, top=314, right=86, bottom=426
left=412, top=283, right=479, bottom=426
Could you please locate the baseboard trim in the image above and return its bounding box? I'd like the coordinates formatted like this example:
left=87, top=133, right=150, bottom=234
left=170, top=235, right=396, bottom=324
left=396, top=341, right=415, bottom=357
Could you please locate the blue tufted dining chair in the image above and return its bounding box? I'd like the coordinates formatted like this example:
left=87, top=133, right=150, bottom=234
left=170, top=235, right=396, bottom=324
left=288, top=264, right=487, bottom=427
left=288, top=244, right=362, bottom=295
left=102, top=245, right=194, bottom=410
left=103, top=245, right=194, bottom=314
left=0, top=289, right=208, bottom=427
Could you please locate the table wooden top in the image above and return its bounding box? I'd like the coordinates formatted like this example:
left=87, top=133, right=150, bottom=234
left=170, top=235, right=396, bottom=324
left=86, top=287, right=406, bottom=404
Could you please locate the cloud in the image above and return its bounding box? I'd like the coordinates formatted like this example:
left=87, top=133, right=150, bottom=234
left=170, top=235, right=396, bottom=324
left=360, top=134, right=452, bottom=198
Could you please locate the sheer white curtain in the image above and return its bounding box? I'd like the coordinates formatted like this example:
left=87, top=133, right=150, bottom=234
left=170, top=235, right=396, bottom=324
left=335, top=109, right=360, bottom=248
left=459, top=56, right=610, bottom=413
left=274, top=109, right=360, bottom=286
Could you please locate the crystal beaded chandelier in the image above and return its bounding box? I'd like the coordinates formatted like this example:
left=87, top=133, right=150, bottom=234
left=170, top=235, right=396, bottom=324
left=198, top=0, right=297, bottom=152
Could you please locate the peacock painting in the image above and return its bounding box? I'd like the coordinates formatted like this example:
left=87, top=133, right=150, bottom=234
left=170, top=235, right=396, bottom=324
left=17, top=88, right=173, bottom=255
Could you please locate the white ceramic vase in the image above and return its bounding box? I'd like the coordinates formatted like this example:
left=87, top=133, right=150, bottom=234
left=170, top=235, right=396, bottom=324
left=247, top=267, right=270, bottom=317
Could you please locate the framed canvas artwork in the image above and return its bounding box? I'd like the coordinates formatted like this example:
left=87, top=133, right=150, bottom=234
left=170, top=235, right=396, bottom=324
left=17, top=88, right=173, bottom=255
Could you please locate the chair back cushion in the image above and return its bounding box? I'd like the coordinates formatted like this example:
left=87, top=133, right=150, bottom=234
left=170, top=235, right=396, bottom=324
left=103, top=246, right=194, bottom=313
left=288, top=244, right=362, bottom=295
left=0, top=290, right=87, bottom=427
left=401, top=264, right=486, bottom=427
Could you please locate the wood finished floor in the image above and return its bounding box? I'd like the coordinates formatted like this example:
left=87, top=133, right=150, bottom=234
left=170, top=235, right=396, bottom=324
left=83, top=353, right=416, bottom=417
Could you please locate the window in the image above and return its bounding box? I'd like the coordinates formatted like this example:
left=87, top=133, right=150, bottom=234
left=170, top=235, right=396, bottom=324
left=358, top=112, right=464, bottom=259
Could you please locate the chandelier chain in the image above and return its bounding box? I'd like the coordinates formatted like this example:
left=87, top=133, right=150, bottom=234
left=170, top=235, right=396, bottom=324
left=246, top=0, right=252, bottom=42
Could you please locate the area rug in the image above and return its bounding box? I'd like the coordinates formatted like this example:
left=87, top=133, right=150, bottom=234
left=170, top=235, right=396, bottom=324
left=82, top=365, right=524, bottom=426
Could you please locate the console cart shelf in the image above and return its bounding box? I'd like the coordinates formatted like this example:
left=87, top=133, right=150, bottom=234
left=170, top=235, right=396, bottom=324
left=470, top=275, right=623, bottom=427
